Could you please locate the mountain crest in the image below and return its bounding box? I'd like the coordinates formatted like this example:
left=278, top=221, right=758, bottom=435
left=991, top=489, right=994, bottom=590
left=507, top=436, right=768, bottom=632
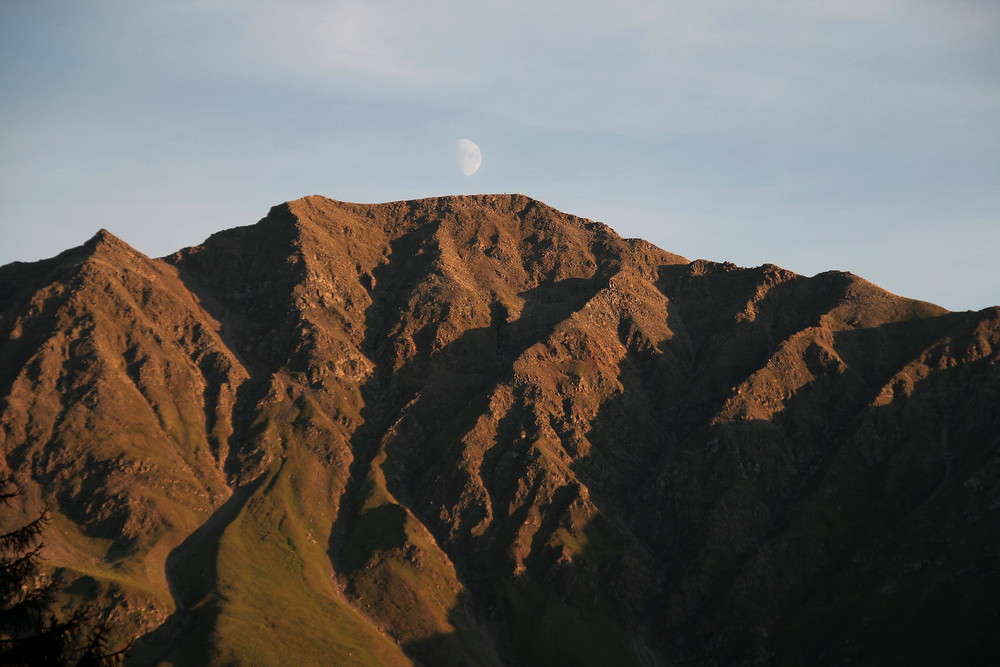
left=1, top=195, right=997, bottom=666
left=81, top=227, right=140, bottom=259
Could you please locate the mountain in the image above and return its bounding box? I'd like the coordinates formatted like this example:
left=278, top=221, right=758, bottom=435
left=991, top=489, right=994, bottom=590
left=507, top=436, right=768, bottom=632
left=1, top=194, right=998, bottom=665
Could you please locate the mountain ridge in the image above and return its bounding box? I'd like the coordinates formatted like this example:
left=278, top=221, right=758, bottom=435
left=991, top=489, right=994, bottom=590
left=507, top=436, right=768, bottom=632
left=1, top=194, right=997, bottom=665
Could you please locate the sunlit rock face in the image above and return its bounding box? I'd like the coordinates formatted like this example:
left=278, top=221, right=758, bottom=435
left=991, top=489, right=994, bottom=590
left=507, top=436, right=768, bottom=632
left=1, top=194, right=997, bottom=666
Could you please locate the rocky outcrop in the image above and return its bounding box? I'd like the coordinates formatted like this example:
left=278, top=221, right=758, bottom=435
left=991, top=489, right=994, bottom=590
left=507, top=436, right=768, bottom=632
left=1, top=194, right=997, bottom=665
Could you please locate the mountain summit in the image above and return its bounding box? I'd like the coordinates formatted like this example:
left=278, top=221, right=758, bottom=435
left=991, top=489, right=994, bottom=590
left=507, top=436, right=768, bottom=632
left=1, top=195, right=997, bottom=665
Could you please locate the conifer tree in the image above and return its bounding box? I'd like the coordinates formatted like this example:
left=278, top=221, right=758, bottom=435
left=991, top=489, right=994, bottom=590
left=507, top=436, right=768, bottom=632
left=0, top=476, right=128, bottom=666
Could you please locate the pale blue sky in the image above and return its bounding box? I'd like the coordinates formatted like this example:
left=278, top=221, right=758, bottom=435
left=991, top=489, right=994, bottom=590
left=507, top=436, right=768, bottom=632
left=2, top=1, right=998, bottom=310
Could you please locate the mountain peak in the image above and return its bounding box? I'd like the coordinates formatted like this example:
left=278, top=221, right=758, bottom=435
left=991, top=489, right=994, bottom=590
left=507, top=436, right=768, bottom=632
left=1, top=194, right=997, bottom=666
left=81, top=227, right=140, bottom=258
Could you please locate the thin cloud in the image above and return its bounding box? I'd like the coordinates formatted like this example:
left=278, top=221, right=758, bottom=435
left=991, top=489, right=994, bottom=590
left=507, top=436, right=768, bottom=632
left=0, top=0, right=996, bottom=308
left=110, top=1, right=1000, bottom=139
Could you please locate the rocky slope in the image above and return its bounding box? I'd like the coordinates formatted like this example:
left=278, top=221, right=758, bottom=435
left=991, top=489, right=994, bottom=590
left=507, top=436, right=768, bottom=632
left=1, top=194, right=997, bottom=665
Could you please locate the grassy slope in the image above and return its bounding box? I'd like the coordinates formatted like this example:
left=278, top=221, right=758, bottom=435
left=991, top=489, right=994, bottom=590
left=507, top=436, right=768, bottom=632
left=157, top=451, right=411, bottom=666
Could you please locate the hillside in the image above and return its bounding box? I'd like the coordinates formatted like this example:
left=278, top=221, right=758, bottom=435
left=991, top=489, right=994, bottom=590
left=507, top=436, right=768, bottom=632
left=1, top=194, right=998, bottom=665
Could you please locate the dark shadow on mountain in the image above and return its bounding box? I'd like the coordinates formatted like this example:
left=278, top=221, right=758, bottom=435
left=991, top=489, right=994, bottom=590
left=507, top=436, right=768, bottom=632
left=318, top=227, right=624, bottom=665
left=337, top=502, right=409, bottom=575
left=398, top=586, right=505, bottom=667
left=653, top=264, right=846, bottom=439
left=381, top=273, right=615, bottom=500
left=585, top=311, right=999, bottom=665
left=398, top=516, right=651, bottom=666
left=714, top=358, right=999, bottom=666
left=396, top=334, right=671, bottom=665
left=542, top=280, right=1000, bottom=665
left=326, top=222, right=440, bottom=571
left=166, top=206, right=315, bottom=478
left=126, top=475, right=265, bottom=666
left=328, top=230, right=619, bottom=556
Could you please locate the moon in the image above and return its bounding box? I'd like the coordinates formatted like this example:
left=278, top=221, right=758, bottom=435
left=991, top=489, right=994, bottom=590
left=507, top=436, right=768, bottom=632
left=457, top=139, right=482, bottom=176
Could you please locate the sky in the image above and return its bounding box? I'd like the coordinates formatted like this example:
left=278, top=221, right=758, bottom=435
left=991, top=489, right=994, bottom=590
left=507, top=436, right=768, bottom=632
left=1, top=1, right=998, bottom=311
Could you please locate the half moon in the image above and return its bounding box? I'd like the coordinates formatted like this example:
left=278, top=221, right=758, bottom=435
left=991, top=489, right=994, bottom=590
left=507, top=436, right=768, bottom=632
left=457, top=139, right=482, bottom=176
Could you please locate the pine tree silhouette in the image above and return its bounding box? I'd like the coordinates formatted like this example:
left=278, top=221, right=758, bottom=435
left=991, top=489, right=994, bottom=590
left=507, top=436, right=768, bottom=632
left=0, top=476, right=129, bottom=666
